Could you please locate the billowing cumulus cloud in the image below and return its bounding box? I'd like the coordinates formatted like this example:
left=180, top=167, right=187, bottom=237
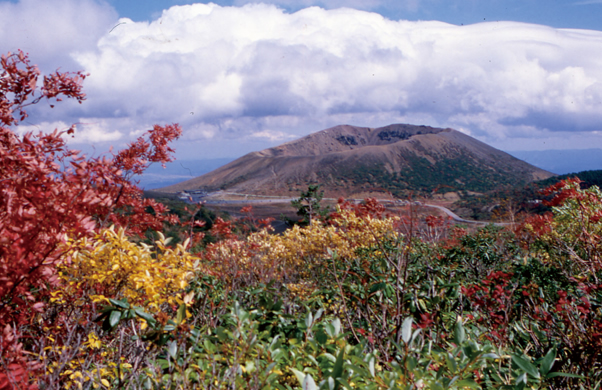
left=250, top=129, right=297, bottom=142
left=4, top=1, right=602, bottom=157
left=0, top=0, right=117, bottom=70
left=13, top=119, right=122, bottom=145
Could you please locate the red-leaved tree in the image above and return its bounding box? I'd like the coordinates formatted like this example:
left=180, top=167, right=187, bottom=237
left=0, top=50, right=181, bottom=385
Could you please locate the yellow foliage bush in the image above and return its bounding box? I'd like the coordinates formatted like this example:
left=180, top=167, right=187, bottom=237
left=205, top=207, right=402, bottom=285
left=59, top=226, right=199, bottom=311
left=40, top=228, right=199, bottom=389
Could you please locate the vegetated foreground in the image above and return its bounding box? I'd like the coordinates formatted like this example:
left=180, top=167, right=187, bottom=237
left=1, top=51, right=602, bottom=389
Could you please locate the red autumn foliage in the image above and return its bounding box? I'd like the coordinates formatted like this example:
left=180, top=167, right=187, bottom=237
left=336, top=197, right=389, bottom=219
left=541, top=177, right=583, bottom=207
left=210, top=217, right=235, bottom=240
left=237, top=205, right=275, bottom=234
left=0, top=325, right=40, bottom=390
left=0, top=50, right=182, bottom=382
left=461, top=271, right=515, bottom=343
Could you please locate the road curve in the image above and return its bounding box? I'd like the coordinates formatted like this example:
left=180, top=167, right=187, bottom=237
left=195, top=191, right=509, bottom=226
left=420, top=204, right=481, bottom=224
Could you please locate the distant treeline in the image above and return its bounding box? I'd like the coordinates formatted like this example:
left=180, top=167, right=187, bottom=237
left=537, top=169, right=602, bottom=189
left=452, top=169, right=602, bottom=221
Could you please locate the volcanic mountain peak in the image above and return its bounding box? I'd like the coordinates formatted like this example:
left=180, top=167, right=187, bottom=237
left=256, top=124, right=447, bottom=157
left=159, top=123, right=554, bottom=197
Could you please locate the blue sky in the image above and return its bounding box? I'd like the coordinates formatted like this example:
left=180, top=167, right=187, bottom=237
left=108, top=0, right=602, bottom=30
left=1, top=0, right=602, bottom=160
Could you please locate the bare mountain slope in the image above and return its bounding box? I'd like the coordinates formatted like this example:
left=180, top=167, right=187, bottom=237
left=159, top=124, right=554, bottom=197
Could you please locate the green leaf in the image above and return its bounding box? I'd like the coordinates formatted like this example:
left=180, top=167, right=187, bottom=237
left=448, top=376, right=459, bottom=387
left=512, top=354, right=540, bottom=379
left=445, top=353, right=458, bottom=372
left=546, top=372, right=585, bottom=379
left=462, top=342, right=479, bottom=360
left=176, top=303, right=186, bottom=325
left=332, top=318, right=341, bottom=336
left=369, top=282, right=386, bottom=294
left=455, top=379, right=480, bottom=388
left=302, top=373, right=317, bottom=390
left=515, top=372, right=527, bottom=389
left=430, top=382, right=444, bottom=390
left=453, top=320, right=465, bottom=345
left=325, top=323, right=335, bottom=337
left=331, top=347, right=345, bottom=381
left=157, top=358, right=171, bottom=370
left=215, top=326, right=227, bottom=341
left=337, top=378, right=352, bottom=390
left=315, top=329, right=328, bottom=345
left=108, top=298, right=130, bottom=309
left=314, top=308, right=323, bottom=322
left=168, top=341, right=178, bottom=359
left=539, top=348, right=556, bottom=376
left=305, top=311, right=313, bottom=329
left=406, top=356, right=417, bottom=371
left=109, top=310, right=121, bottom=328
left=401, top=317, right=413, bottom=344
left=203, top=339, right=216, bottom=353
left=411, top=328, right=422, bottom=345
left=291, top=368, right=306, bottom=386
left=268, top=335, right=281, bottom=350
left=347, top=364, right=369, bottom=378
left=533, top=325, right=546, bottom=342
left=126, top=309, right=137, bottom=320
left=482, top=353, right=499, bottom=359
left=264, top=361, right=277, bottom=374
left=134, top=308, right=156, bottom=326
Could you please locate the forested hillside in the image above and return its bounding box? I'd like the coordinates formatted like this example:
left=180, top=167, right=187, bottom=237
left=453, top=170, right=602, bottom=221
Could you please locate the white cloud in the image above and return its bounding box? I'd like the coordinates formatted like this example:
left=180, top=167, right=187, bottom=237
left=4, top=2, right=602, bottom=157
left=71, top=120, right=123, bottom=143
left=14, top=121, right=73, bottom=137
left=184, top=122, right=219, bottom=140
left=13, top=120, right=121, bottom=144
left=249, top=129, right=297, bottom=142
left=0, top=0, right=117, bottom=70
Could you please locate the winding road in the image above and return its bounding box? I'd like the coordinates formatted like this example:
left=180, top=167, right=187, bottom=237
left=188, top=191, right=507, bottom=226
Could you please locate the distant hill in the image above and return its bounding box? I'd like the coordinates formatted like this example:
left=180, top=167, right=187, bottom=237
left=158, top=124, right=554, bottom=197
left=536, top=169, right=602, bottom=189
left=134, top=158, right=235, bottom=189
left=507, top=149, right=602, bottom=175
left=451, top=169, right=602, bottom=221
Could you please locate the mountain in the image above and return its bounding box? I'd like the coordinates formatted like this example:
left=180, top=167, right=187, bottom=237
left=506, top=149, right=602, bottom=175
left=158, top=124, right=554, bottom=197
